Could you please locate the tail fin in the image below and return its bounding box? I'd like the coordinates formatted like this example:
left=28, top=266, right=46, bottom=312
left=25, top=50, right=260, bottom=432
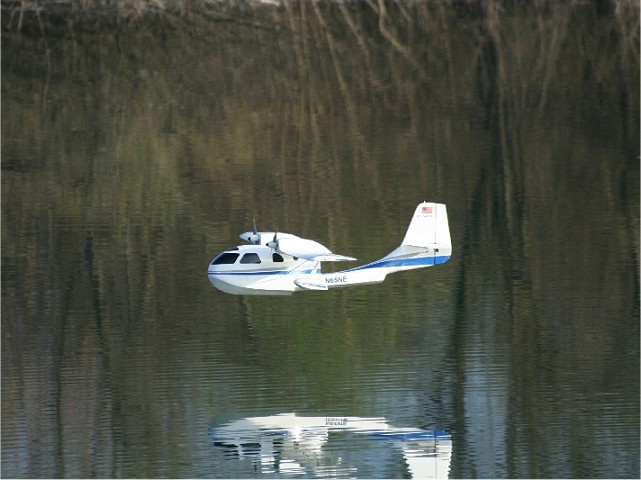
left=392, top=202, right=451, bottom=266
left=402, top=202, right=451, bottom=249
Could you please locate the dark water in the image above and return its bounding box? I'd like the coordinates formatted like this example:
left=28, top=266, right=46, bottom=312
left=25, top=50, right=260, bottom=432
left=2, top=2, right=639, bottom=478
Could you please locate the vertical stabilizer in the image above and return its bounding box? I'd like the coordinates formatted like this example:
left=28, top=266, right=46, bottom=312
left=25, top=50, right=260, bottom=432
left=401, top=202, right=451, bottom=250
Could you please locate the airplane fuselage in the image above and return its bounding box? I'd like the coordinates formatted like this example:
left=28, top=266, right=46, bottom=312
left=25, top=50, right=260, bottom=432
left=207, top=244, right=450, bottom=295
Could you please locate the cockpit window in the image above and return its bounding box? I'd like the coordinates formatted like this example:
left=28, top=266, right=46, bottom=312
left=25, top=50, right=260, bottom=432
left=212, top=252, right=239, bottom=265
left=272, top=253, right=284, bottom=263
left=240, top=253, right=261, bottom=264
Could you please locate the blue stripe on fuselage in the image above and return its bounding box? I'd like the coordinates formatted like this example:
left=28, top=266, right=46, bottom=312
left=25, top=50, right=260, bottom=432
left=208, top=255, right=449, bottom=276
left=342, top=255, right=450, bottom=272
left=207, top=269, right=315, bottom=276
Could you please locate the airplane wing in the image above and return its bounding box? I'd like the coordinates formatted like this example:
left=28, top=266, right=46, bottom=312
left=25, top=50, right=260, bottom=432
left=308, top=254, right=356, bottom=262
left=277, top=238, right=356, bottom=262
left=239, top=231, right=299, bottom=245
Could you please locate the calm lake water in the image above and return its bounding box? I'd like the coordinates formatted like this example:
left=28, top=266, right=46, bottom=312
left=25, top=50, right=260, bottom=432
left=2, top=2, right=639, bottom=478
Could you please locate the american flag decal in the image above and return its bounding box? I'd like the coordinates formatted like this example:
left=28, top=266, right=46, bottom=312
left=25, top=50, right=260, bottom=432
left=422, top=206, right=433, bottom=215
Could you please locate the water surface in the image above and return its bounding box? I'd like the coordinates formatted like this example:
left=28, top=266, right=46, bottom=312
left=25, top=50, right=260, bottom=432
left=2, top=2, right=639, bottom=478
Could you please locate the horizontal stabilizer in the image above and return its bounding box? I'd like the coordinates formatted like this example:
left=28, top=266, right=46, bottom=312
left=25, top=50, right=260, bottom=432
left=294, top=279, right=328, bottom=291
left=381, top=245, right=431, bottom=261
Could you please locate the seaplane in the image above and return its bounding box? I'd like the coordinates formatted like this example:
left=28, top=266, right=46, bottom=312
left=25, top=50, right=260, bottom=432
left=207, top=201, right=451, bottom=295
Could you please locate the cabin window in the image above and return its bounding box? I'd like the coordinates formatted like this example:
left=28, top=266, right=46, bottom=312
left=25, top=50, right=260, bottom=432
left=212, top=252, right=239, bottom=265
left=240, top=253, right=261, bottom=264
left=272, top=253, right=284, bottom=263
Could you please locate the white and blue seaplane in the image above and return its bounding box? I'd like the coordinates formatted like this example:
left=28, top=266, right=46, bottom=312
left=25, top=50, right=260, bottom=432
left=207, top=202, right=451, bottom=295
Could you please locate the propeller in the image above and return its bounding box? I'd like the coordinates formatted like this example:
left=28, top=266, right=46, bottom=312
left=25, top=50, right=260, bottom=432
left=248, top=218, right=261, bottom=244
left=241, top=218, right=262, bottom=244
left=266, top=231, right=279, bottom=250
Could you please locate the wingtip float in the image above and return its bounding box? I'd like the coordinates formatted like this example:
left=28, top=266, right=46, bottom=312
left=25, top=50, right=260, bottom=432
left=207, top=202, right=452, bottom=295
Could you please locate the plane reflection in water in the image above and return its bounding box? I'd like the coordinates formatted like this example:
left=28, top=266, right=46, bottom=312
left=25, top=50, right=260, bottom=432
left=209, top=413, right=452, bottom=478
